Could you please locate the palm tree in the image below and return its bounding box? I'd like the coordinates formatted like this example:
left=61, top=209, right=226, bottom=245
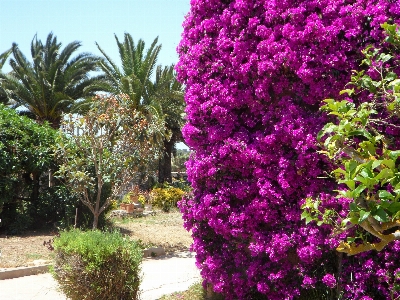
left=94, top=33, right=162, bottom=114
left=0, top=48, right=12, bottom=105
left=151, top=65, right=185, bottom=183
left=95, top=34, right=186, bottom=183
left=0, top=48, right=11, bottom=70
left=0, top=32, right=103, bottom=128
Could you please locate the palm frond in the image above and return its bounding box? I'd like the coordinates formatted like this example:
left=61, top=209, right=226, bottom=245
left=0, top=48, right=11, bottom=70
left=1, top=32, right=106, bottom=127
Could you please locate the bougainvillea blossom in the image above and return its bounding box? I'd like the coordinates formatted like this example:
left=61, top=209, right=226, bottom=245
left=177, top=0, right=400, bottom=299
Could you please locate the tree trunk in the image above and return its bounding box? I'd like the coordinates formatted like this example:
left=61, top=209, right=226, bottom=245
left=92, top=213, right=99, bottom=230
left=158, top=157, right=165, bottom=184
left=158, top=139, right=174, bottom=184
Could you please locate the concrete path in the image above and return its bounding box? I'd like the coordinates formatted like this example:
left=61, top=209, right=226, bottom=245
left=0, top=252, right=201, bottom=300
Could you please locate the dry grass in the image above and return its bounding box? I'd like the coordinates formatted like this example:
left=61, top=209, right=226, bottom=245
left=0, top=229, right=57, bottom=268
left=112, top=209, right=193, bottom=253
left=0, top=209, right=192, bottom=268
left=159, top=282, right=225, bottom=300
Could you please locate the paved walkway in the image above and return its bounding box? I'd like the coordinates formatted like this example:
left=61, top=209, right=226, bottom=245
left=0, top=252, right=201, bottom=300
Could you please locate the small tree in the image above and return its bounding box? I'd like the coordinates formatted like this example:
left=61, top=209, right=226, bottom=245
left=55, top=94, right=163, bottom=229
left=302, top=23, right=400, bottom=255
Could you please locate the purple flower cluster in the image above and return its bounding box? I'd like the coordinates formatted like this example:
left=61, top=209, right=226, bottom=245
left=177, top=0, right=400, bottom=299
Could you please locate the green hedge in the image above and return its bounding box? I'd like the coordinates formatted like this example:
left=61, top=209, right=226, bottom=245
left=0, top=104, right=72, bottom=233
left=52, top=229, right=142, bottom=300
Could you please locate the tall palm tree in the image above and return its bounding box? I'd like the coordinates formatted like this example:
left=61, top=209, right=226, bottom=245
left=150, top=65, right=185, bottom=183
left=0, top=33, right=103, bottom=128
left=94, top=33, right=162, bottom=115
left=95, top=34, right=186, bottom=183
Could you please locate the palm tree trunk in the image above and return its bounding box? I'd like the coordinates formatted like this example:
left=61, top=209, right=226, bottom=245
left=158, top=139, right=174, bottom=184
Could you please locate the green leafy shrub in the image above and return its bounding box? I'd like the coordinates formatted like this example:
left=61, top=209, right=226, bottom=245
left=0, top=104, right=74, bottom=233
left=51, top=229, right=142, bottom=300
left=151, top=186, right=185, bottom=212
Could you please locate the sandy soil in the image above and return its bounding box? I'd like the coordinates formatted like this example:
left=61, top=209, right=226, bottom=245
left=0, top=210, right=193, bottom=268
left=0, top=230, right=57, bottom=268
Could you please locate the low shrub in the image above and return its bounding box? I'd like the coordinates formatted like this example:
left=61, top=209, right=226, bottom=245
left=108, top=199, right=119, bottom=210
left=51, top=229, right=142, bottom=300
left=151, top=186, right=185, bottom=212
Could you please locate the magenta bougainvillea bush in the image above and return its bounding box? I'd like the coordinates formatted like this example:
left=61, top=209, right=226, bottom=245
left=177, top=0, right=400, bottom=299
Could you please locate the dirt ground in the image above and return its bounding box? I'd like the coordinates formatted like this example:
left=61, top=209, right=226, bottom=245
left=0, top=229, right=57, bottom=268
left=0, top=210, right=193, bottom=268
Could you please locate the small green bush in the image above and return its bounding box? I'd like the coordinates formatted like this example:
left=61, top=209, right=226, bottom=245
left=150, top=186, right=185, bottom=212
left=51, top=229, right=142, bottom=300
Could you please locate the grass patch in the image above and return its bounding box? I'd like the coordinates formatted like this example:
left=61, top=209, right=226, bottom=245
left=111, top=208, right=184, bottom=226
left=25, top=253, right=43, bottom=260
left=159, top=282, right=224, bottom=300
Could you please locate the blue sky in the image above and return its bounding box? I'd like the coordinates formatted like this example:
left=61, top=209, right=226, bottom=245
left=0, top=0, right=191, bottom=148
left=0, top=0, right=190, bottom=71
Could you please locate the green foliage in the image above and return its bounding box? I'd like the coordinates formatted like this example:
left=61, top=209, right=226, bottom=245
left=52, top=229, right=142, bottom=300
left=95, top=34, right=162, bottom=112
left=150, top=185, right=185, bottom=212
left=55, top=94, right=163, bottom=229
left=0, top=104, right=64, bottom=232
left=96, top=34, right=186, bottom=183
left=172, top=149, right=190, bottom=173
left=0, top=33, right=103, bottom=128
left=302, top=23, right=400, bottom=254
left=151, top=65, right=185, bottom=134
left=0, top=48, right=11, bottom=105
left=170, top=179, right=191, bottom=192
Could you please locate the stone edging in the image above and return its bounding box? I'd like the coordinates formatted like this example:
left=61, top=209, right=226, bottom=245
left=0, top=247, right=166, bottom=280
left=142, top=247, right=165, bottom=258
left=0, top=264, right=51, bottom=280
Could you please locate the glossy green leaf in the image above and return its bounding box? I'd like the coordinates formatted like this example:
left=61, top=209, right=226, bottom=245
left=339, top=89, right=355, bottom=96
left=389, top=150, right=400, bottom=161
left=332, top=167, right=346, bottom=175
left=382, top=159, right=395, bottom=170
left=378, top=190, right=394, bottom=200
left=375, top=168, right=394, bottom=181
left=372, top=208, right=389, bottom=222
left=378, top=53, right=392, bottom=63
left=342, top=180, right=355, bottom=190
left=387, top=202, right=400, bottom=214
left=348, top=129, right=373, bottom=140
left=353, top=184, right=366, bottom=197
left=372, top=160, right=383, bottom=170
left=305, top=216, right=313, bottom=224
left=349, top=202, right=359, bottom=212
left=359, top=210, right=370, bottom=223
